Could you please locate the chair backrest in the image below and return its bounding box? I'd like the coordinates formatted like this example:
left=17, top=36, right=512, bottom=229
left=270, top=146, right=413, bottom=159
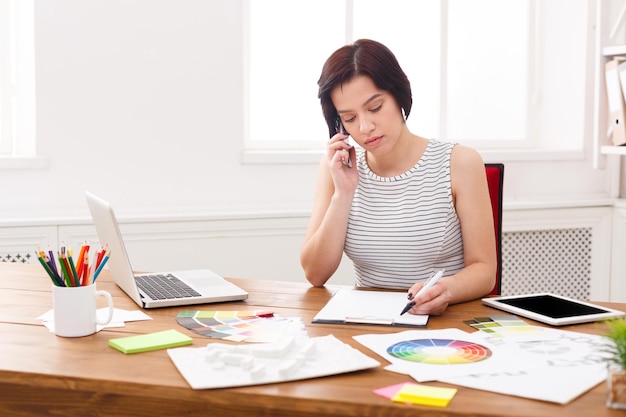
left=485, top=163, right=504, bottom=295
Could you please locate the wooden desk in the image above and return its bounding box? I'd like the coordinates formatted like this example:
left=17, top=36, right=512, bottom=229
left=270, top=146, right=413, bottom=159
left=0, top=262, right=623, bottom=417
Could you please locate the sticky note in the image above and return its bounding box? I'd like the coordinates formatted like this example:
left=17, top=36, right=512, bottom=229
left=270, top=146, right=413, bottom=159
left=373, top=383, right=407, bottom=400
left=109, top=329, right=193, bottom=354
left=391, top=383, right=457, bottom=407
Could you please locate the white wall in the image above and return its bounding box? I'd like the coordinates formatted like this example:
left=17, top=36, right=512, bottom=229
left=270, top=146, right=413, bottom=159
left=0, top=0, right=617, bottom=286
left=0, top=0, right=611, bottom=218
left=2, top=0, right=320, bottom=219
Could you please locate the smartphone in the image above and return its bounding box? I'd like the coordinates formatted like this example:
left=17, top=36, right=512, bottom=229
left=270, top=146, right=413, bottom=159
left=335, top=118, right=352, bottom=167
left=336, top=118, right=347, bottom=136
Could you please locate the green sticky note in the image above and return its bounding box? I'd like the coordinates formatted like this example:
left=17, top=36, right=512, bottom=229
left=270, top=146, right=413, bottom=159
left=109, top=329, right=193, bottom=354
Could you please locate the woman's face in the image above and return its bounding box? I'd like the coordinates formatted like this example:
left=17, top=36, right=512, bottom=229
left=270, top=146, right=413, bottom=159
left=331, top=75, right=404, bottom=156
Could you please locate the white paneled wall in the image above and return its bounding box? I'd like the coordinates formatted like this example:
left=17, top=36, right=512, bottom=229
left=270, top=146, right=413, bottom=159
left=0, top=214, right=355, bottom=286
left=0, top=226, right=57, bottom=264
left=3, top=203, right=625, bottom=302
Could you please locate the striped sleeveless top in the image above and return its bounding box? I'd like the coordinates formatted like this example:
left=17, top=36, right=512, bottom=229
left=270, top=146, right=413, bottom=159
left=344, top=139, right=464, bottom=289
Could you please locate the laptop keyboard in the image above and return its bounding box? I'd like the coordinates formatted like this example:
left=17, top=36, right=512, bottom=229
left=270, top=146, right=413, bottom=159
left=135, top=274, right=201, bottom=300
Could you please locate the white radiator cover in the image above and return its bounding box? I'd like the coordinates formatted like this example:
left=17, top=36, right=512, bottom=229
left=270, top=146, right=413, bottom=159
left=501, top=228, right=592, bottom=300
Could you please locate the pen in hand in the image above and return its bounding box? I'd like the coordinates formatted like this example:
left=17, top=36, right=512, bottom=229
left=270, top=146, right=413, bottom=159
left=399, top=269, right=445, bottom=316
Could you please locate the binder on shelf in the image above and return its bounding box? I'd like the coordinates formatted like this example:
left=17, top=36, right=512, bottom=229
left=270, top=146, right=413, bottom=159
left=606, top=58, right=626, bottom=146
left=618, top=60, right=626, bottom=144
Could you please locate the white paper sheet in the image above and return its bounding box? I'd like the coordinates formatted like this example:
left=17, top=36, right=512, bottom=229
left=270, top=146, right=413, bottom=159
left=442, top=365, right=606, bottom=404
left=439, top=328, right=611, bottom=404
left=38, top=308, right=152, bottom=332
left=353, top=328, right=542, bottom=382
left=313, top=289, right=428, bottom=327
left=168, top=334, right=380, bottom=389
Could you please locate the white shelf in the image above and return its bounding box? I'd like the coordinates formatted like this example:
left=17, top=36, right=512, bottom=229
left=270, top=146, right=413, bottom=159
left=603, top=44, right=626, bottom=57
left=601, top=145, right=626, bottom=155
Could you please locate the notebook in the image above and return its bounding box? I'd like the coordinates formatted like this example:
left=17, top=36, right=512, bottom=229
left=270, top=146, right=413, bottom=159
left=312, top=288, right=429, bottom=327
left=85, top=191, right=248, bottom=308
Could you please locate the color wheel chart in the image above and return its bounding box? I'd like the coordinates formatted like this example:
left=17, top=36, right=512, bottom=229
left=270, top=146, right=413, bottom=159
left=387, top=339, right=492, bottom=365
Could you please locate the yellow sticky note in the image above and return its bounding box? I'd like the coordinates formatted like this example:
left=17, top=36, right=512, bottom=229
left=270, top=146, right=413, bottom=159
left=109, top=329, right=193, bottom=354
left=391, top=383, right=457, bottom=407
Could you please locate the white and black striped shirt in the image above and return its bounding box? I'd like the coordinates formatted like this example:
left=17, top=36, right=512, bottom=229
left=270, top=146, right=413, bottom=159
left=345, top=139, right=464, bottom=289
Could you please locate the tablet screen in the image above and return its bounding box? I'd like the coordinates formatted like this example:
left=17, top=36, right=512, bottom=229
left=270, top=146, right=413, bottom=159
left=496, top=294, right=608, bottom=319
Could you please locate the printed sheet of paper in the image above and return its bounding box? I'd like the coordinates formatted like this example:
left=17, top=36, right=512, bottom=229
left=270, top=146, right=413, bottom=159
left=439, top=328, right=611, bottom=404
left=353, top=328, right=541, bottom=382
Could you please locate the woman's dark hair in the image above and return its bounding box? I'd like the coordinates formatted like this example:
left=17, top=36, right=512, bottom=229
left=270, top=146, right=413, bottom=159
left=317, top=39, right=412, bottom=138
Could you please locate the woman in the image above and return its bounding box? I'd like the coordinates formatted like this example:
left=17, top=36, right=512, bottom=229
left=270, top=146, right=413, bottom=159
left=300, top=39, right=496, bottom=316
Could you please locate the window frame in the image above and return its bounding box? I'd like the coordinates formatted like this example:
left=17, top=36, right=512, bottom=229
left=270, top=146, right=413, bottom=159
left=0, top=0, right=44, bottom=170
left=0, top=0, right=13, bottom=154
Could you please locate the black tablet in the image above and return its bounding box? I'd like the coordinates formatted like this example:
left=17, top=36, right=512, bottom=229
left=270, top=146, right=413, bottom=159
left=482, top=293, right=625, bottom=326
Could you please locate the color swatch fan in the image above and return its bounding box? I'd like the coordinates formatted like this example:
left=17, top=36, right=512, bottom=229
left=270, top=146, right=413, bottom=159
left=176, top=310, right=306, bottom=343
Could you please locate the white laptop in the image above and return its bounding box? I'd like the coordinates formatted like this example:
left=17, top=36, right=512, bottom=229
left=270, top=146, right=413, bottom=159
left=85, top=191, right=248, bottom=308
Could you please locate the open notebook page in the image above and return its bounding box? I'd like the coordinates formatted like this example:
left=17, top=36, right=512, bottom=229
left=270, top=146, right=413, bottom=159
left=313, top=288, right=428, bottom=327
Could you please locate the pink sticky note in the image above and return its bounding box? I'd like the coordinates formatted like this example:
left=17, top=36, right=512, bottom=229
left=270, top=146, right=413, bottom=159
left=373, top=382, right=416, bottom=400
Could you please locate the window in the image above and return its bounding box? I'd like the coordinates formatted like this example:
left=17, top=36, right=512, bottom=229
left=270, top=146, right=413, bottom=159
left=247, top=0, right=345, bottom=152
left=0, top=0, right=13, bottom=154
left=0, top=0, right=37, bottom=163
left=245, top=0, right=589, bottom=159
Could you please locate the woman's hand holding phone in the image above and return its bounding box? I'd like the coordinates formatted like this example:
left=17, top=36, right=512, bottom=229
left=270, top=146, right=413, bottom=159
left=328, top=132, right=354, bottom=168
left=327, top=123, right=358, bottom=193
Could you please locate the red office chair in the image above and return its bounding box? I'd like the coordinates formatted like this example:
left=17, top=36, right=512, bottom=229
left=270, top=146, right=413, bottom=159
left=485, top=163, right=504, bottom=295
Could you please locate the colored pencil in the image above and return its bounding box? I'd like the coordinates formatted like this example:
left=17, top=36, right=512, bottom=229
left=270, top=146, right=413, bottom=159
left=75, top=242, right=88, bottom=279
left=36, top=252, right=62, bottom=286
left=47, top=248, right=60, bottom=279
left=93, top=251, right=110, bottom=282
left=57, top=251, right=71, bottom=287
left=83, top=251, right=91, bottom=285
left=36, top=243, right=110, bottom=286
left=67, top=251, right=79, bottom=286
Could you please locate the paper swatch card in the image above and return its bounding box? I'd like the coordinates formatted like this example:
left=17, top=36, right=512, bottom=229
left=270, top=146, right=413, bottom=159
left=464, top=314, right=549, bottom=341
left=312, top=289, right=428, bottom=327
left=109, top=329, right=193, bottom=354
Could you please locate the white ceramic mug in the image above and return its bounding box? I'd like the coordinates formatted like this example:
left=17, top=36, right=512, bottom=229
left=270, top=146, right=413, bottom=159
left=52, top=284, right=114, bottom=337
